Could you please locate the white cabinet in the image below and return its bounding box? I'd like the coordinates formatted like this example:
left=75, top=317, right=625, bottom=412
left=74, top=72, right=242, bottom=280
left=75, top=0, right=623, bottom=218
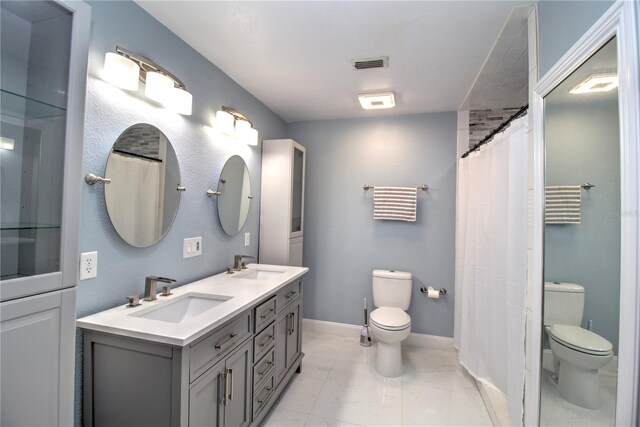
left=0, top=1, right=90, bottom=426
left=259, top=139, right=306, bottom=266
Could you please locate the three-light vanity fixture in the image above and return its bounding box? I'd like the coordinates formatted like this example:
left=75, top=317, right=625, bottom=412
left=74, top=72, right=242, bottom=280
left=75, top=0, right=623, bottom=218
left=214, top=106, right=259, bottom=146
left=103, top=46, right=192, bottom=115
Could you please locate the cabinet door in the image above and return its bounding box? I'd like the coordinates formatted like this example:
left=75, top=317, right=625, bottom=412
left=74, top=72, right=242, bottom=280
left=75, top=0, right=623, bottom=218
left=274, top=312, right=289, bottom=385
left=189, top=360, right=224, bottom=427
left=290, top=143, right=305, bottom=238
left=1, top=291, right=62, bottom=427
left=223, top=340, right=252, bottom=427
left=286, top=302, right=301, bottom=369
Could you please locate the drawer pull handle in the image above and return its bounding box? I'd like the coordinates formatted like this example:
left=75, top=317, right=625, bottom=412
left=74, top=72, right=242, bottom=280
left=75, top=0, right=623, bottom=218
left=257, top=360, right=273, bottom=376
left=214, top=332, right=238, bottom=350
left=258, top=334, right=274, bottom=347
left=260, top=308, right=275, bottom=319
left=285, top=290, right=297, bottom=299
left=257, top=386, right=273, bottom=405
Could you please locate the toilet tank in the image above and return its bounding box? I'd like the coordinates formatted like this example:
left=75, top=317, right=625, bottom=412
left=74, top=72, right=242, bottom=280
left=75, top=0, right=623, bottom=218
left=543, top=281, right=584, bottom=326
left=372, top=270, right=412, bottom=309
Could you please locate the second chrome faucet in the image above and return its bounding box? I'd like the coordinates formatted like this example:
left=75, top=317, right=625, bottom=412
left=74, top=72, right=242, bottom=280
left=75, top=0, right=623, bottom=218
left=233, top=255, right=255, bottom=271
left=144, top=276, right=176, bottom=301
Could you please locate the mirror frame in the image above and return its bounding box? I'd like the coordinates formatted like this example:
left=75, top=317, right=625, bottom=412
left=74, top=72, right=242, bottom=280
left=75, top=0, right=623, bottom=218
left=531, top=2, right=640, bottom=425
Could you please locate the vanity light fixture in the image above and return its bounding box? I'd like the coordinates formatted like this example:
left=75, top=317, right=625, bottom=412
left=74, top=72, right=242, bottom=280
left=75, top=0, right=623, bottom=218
left=214, top=106, right=259, bottom=146
left=0, top=136, right=15, bottom=150
left=103, top=46, right=193, bottom=115
left=358, top=91, right=396, bottom=110
left=570, top=73, right=618, bottom=94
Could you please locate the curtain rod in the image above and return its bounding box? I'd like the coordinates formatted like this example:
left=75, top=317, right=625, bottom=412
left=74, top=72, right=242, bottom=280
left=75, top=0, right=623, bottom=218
left=461, top=104, right=528, bottom=159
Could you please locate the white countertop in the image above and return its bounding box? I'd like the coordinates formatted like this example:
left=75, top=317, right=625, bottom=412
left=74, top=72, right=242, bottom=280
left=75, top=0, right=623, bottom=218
left=76, top=264, right=308, bottom=347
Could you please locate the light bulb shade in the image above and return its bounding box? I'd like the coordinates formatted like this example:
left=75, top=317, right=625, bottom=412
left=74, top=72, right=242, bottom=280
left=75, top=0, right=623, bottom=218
left=145, top=72, right=174, bottom=103
left=238, top=126, right=259, bottom=146
left=165, top=87, right=192, bottom=115
left=216, top=110, right=235, bottom=135
left=235, top=119, right=251, bottom=131
left=104, top=52, right=140, bottom=91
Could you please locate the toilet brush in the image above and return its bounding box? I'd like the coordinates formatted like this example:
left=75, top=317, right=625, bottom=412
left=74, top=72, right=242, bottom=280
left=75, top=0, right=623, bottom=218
left=360, top=298, right=372, bottom=347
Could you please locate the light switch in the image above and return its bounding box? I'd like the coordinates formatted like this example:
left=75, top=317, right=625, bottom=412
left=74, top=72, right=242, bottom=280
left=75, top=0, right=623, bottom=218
left=183, top=237, right=202, bottom=258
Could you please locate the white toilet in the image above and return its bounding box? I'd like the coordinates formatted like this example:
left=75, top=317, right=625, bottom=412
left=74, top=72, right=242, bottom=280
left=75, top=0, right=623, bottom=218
left=544, top=281, right=614, bottom=409
left=369, top=269, right=412, bottom=377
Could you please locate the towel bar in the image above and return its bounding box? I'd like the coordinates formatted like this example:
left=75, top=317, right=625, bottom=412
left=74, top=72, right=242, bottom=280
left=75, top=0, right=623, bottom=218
left=363, top=184, right=429, bottom=191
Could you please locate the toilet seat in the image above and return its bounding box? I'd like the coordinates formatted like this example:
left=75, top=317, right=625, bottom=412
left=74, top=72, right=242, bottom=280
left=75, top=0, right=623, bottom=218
left=370, top=307, right=411, bottom=331
left=548, top=324, right=613, bottom=355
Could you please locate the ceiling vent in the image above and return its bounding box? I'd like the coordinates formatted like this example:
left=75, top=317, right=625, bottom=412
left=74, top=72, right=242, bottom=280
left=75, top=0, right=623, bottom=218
left=352, top=56, right=388, bottom=70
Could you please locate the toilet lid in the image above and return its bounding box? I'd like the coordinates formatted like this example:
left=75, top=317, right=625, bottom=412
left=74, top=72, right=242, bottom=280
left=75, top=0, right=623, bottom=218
left=370, top=307, right=410, bottom=331
left=548, top=324, right=613, bottom=355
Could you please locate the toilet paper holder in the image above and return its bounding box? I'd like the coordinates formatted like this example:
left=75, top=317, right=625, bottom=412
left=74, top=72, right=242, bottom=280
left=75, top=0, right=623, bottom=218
left=420, top=287, right=447, bottom=296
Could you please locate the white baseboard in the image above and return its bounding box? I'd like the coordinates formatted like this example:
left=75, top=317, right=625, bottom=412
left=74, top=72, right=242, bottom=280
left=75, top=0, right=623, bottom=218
left=302, top=318, right=455, bottom=352
left=542, top=349, right=618, bottom=373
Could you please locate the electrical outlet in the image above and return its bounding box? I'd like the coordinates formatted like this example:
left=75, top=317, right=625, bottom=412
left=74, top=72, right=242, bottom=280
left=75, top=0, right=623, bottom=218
left=80, top=251, right=98, bottom=280
left=183, top=237, right=202, bottom=258
left=244, top=232, right=250, bottom=247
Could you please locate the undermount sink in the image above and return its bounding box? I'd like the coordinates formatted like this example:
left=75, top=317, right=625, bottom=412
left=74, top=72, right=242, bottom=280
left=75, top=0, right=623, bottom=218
left=233, top=268, right=286, bottom=280
left=131, top=293, right=232, bottom=323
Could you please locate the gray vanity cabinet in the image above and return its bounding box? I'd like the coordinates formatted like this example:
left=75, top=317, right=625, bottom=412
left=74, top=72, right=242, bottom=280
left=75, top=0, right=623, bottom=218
left=189, top=339, right=252, bottom=427
left=273, top=280, right=303, bottom=386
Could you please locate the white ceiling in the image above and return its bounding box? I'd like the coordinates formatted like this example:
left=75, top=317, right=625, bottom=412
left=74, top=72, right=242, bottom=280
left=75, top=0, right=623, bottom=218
left=137, top=1, right=532, bottom=123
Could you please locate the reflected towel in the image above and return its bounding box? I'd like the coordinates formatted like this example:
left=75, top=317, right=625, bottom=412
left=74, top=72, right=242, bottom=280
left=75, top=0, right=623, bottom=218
left=545, top=186, right=581, bottom=224
left=373, top=187, right=417, bottom=222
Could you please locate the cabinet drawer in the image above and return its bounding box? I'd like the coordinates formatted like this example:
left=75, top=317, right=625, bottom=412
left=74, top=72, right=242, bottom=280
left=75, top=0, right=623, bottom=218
left=190, top=313, right=251, bottom=382
left=253, top=323, right=275, bottom=363
left=254, top=297, right=276, bottom=332
left=276, top=280, right=301, bottom=314
left=253, top=348, right=275, bottom=388
left=252, top=372, right=275, bottom=419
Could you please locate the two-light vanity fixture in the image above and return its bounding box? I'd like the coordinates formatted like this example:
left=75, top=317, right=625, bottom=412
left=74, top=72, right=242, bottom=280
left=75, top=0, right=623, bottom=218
left=214, top=106, right=259, bottom=146
left=104, top=46, right=192, bottom=115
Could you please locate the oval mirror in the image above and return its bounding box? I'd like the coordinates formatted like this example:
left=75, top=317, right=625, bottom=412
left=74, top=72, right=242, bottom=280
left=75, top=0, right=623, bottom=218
left=217, top=155, right=251, bottom=236
left=104, top=123, right=182, bottom=247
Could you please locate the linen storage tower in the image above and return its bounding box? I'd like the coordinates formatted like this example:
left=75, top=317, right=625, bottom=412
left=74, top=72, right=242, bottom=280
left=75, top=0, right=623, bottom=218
left=259, top=139, right=306, bottom=266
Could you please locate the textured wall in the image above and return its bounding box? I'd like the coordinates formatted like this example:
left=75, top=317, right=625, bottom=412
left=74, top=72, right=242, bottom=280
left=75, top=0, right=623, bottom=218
left=76, top=1, right=286, bottom=423
left=544, top=100, right=620, bottom=353
left=537, top=0, right=614, bottom=77
left=287, top=112, right=457, bottom=337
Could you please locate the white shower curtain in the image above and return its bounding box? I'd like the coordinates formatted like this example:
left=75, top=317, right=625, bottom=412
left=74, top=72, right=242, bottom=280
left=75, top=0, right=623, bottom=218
left=455, top=116, right=528, bottom=425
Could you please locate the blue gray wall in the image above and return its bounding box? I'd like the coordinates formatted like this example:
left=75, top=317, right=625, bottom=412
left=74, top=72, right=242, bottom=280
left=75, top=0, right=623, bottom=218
left=544, top=100, right=620, bottom=352
left=287, top=113, right=457, bottom=337
left=537, top=0, right=614, bottom=77
left=76, top=1, right=286, bottom=423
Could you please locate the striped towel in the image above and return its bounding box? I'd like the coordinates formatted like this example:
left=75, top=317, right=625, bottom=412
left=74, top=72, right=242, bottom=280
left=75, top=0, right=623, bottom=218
left=373, top=187, right=417, bottom=222
left=545, top=186, right=581, bottom=224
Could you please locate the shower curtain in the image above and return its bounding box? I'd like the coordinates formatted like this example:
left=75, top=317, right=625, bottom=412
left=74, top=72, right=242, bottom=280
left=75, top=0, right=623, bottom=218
left=455, top=116, right=528, bottom=425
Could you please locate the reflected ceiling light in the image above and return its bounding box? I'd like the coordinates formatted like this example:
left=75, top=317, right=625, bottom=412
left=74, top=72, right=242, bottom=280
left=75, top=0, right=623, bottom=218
left=358, top=92, right=396, bottom=109
left=570, top=74, right=618, bottom=94
left=0, top=136, right=15, bottom=150
left=102, top=46, right=193, bottom=115
left=214, top=106, right=260, bottom=146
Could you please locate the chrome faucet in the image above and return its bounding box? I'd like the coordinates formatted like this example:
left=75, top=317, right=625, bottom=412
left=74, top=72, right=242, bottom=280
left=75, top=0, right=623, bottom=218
left=233, top=255, right=255, bottom=271
left=144, top=276, right=176, bottom=301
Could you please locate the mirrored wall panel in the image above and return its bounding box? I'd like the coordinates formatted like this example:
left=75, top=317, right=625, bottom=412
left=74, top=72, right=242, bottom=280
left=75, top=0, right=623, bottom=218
left=104, top=123, right=181, bottom=247
left=541, top=37, right=619, bottom=426
left=217, top=155, right=251, bottom=236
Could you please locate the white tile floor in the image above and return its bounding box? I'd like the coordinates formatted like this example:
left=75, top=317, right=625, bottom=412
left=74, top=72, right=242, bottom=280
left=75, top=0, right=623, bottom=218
left=539, top=367, right=617, bottom=426
left=261, top=331, right=493, bottom=427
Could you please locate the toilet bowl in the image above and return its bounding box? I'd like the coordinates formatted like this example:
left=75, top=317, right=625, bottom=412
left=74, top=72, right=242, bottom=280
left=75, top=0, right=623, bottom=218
left=370, top=270, right=413, bottom=377
left=546, top=324, right=613, bottom=409
left=369, top=307, right=411, bottom=377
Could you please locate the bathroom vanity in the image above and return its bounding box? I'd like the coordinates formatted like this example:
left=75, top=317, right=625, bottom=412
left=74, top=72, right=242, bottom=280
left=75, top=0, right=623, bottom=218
left=78, top=264, right=307, bottom=427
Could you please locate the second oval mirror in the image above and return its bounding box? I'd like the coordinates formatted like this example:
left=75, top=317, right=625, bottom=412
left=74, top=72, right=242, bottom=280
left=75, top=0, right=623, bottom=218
left=217, top=155, right=251, bottom=236
left=104, top=123, right=182, bottom=247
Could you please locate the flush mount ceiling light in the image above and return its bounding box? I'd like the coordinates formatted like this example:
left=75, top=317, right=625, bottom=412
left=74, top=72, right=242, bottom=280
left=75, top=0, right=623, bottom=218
left=358, top=92, right=396, bottom=110
left=214, top=106, right=259, bottom=146
left=570, top=73, right=618, bottom=94
left=103, top=46, right=193, bottom=115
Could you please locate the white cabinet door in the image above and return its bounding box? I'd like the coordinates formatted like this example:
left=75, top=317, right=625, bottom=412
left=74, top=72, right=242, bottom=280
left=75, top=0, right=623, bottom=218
left=1, top=289, right=75, bottom=427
